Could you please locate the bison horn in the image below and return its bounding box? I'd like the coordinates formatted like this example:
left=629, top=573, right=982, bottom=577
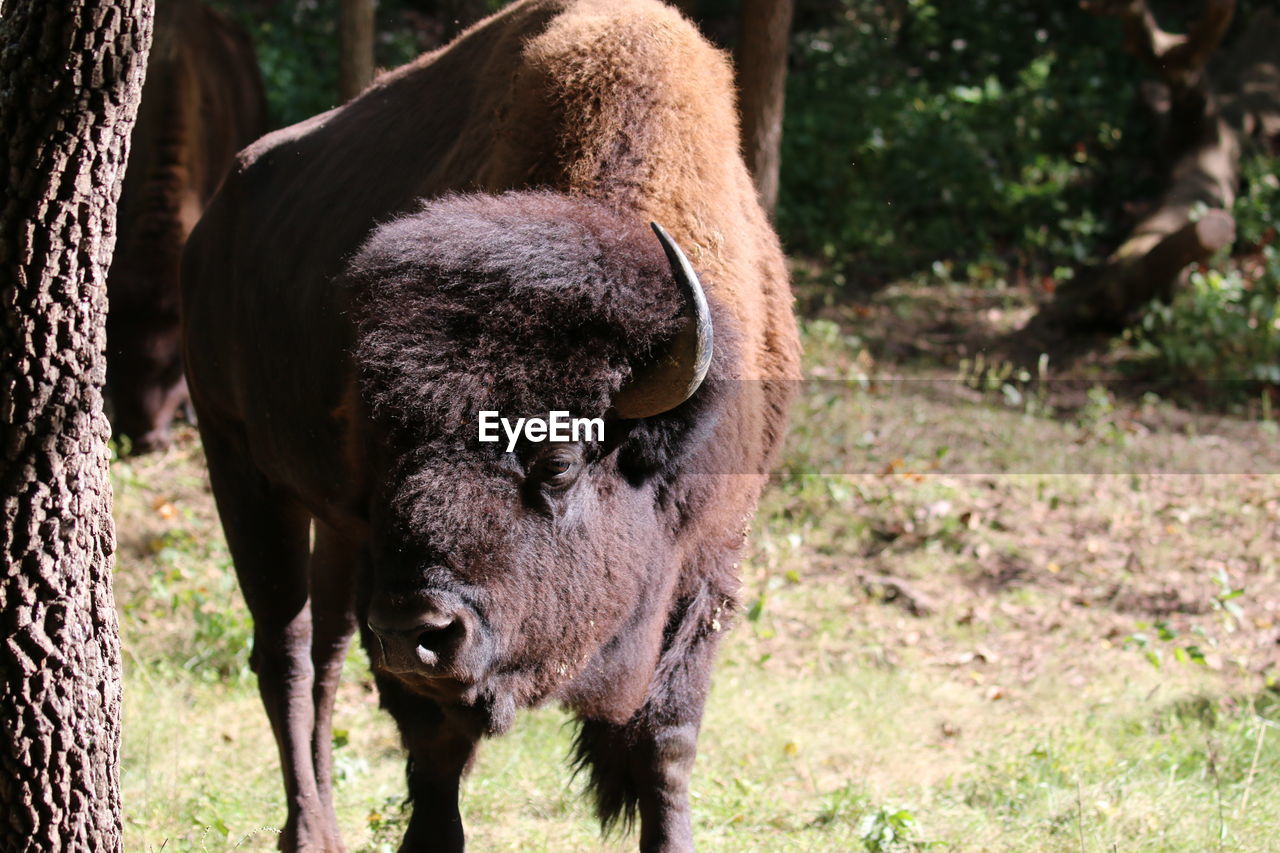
left=612, top=223, right=714, bottom=419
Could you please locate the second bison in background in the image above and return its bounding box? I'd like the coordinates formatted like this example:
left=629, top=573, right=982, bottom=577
left=107, top=0, right=265, bottom=453
left=181, top=0, right=800, bottom=850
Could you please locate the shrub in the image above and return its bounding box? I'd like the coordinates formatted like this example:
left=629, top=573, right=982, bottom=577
left=1127, top=150, right=1280, bottom=395
left=779, top=0, right=1157, bottom=287
left=210, top=0, right=424, bottom=129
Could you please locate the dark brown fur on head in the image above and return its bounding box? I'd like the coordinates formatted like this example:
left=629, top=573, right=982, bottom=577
left=347, top=190, right=735, bottom=731
left=352, top=191, right=706, bottom=436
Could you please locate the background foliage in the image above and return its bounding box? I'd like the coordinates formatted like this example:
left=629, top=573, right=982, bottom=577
left=210, top=0, right=433, bottom=126
left=780, top=0, right=1158, bottom=288
left=777, top=0, right=1278, bottom=389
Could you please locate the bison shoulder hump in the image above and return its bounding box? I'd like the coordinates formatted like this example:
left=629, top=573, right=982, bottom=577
left=520, top=0, right=738, bottom=143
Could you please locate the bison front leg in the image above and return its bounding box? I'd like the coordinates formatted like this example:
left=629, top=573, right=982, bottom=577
left=575, top=717, right=701, bottom=853
left=308, top=524, right=361, bottom=848
left=373, top=675, right=478, bottom=852
left=574, top=597, right=725, bottom=853
left=635, top=722, right=701, bottom=853
left=200, top=424, right=343, bottom=852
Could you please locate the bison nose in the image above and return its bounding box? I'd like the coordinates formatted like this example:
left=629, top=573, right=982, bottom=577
left=367, top=597, right=478, bottom=678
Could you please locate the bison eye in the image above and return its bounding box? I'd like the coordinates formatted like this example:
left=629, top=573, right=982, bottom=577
left=543, top=456, right=571, bottom=475
left=531, top=447, right=582, bottom=490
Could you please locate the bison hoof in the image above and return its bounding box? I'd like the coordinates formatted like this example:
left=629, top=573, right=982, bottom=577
left=279, top=814, right=345, bottom=853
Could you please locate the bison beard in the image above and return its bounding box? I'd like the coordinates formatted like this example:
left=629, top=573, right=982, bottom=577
left=180, top=1, right=800, bottom=851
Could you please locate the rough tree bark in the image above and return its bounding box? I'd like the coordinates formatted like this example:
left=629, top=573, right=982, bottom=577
left=339, top=0, right=377, bottom=102
left=0, top=1, right=153, bottom=849
left=737, top=0, right=795, bottom=218
left=1046, top=0, right=1280, bottom=329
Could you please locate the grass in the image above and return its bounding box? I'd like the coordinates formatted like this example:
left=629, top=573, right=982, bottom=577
left=113, top=300, right=1280, bottom=851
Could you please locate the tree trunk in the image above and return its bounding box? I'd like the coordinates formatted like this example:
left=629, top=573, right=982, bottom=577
left=737, top=0, right=794, bottom=218
left=0, top=1, right=153, bottom=849
left=1044, top=0, right=1280, bottom=330
left=1215, top=9, right=1280, bottom=146
left=339, top=0, right=377, bottom=102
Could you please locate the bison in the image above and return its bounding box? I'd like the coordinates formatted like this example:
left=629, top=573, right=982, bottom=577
left=180, top=0, right=800, bottom=850
left=107, top=0, right=265, bottom=453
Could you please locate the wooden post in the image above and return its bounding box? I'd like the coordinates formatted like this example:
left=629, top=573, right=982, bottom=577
left=339, top=0, right=377, bottom=103
left=737, top=0, right=795, bottom=218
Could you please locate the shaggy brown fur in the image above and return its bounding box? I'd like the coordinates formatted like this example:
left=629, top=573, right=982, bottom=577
left=181, top=1, right=800, bottom=851
left=107, top=0, right=265, bottom=452
left=350, top=192, right=706, bottom=439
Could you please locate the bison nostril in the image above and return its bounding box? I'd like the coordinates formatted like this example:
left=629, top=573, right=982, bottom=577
left=415, top=618, right=463, bottom=657
left=367, top=600, right=476, bottom=675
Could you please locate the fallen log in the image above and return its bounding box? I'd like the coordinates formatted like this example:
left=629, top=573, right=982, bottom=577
left=1043, top=1, right=1280, bottom=330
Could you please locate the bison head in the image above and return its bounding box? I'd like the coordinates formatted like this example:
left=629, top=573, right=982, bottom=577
left=106, top=277, right=189, bottom=453
left=347, top=191, right=729, bottom=735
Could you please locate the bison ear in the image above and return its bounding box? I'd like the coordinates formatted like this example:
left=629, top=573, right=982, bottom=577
left=611, top=223, right=713, bottom=419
